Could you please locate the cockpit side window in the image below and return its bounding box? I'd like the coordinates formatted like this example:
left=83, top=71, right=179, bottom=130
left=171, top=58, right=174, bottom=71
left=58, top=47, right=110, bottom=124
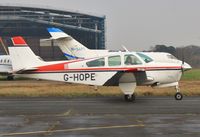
left=124, top=54, right=142, bottom=65
left=108, top=55, right=121, bottom=66
left=86, top=58, right=105, bottom=67
left=136, top=53, right=153, bottom=63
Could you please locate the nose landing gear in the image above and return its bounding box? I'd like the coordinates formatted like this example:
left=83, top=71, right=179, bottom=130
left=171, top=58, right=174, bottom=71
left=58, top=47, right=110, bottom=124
left=175, top=86, right=183, bottom=100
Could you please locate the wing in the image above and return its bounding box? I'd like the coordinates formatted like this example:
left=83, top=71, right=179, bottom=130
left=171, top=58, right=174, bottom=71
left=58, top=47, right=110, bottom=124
left=0, top=72, right=12, bottom=75
left=103, top=68, right=153, bottom=86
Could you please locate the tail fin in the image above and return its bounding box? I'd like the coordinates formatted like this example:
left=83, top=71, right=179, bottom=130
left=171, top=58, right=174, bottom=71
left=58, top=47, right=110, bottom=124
left=47, top=28, right=90, bottom=59
left=8, top=36, right=45, bottom=72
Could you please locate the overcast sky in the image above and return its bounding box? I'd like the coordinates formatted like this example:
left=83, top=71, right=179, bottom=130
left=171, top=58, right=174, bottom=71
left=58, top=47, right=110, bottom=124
left=1, top=0, right=200, bottom=51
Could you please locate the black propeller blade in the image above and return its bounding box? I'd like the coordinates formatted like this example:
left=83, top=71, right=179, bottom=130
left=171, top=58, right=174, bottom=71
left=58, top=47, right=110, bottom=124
left=181, top=48, right=185, bottom=74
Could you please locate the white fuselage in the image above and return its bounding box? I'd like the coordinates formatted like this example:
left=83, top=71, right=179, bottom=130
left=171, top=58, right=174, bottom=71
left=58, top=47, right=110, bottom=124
left=14, top=52, right=186, bottom=87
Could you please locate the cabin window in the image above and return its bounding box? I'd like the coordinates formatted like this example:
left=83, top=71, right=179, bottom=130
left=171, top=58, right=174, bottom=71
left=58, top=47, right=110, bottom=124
left=124, top=54, right=142, bottom=65
left=4, top=59, right=6, bottom=63
left=0, top=59, right=2, bottom=63
left=136, top=53, right=153, bottom=63
left=86, top=58, right=105, bottom=67
left=108, top=55, right=121, bottom=66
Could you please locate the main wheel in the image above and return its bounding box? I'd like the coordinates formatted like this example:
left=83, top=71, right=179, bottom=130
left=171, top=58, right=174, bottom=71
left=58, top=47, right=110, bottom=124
left=7, top=76, right=14, bottom=81
left=175, top=93, right=183, bottom=100
left=124, top=94, right=135, bottom=102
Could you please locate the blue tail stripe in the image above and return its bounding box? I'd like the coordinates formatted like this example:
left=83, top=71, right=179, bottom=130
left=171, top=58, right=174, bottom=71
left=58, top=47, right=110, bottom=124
left=47, top=28, right=63, bottom=33
left=63, top=53, right=78, bottom=59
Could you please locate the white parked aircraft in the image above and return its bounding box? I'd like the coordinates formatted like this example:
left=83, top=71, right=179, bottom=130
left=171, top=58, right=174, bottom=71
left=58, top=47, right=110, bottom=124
left=8, top=36, right=191, bottom=102
left=47, top=28, right=182, bottom=64
left=47, top=28, right=109, bottom=59
left=0, top=55, right=13, bottom=80
left=0, top=37, right=14, bottom=80
left=0, top=53, right=42, bottom=80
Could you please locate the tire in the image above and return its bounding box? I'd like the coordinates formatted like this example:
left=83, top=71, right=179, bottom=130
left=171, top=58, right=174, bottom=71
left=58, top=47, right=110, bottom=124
left=7, top=76, right=14, bottom=81
left=124, top=94, right=135, bottom=102
left=175, top=93, right=183, bottom=100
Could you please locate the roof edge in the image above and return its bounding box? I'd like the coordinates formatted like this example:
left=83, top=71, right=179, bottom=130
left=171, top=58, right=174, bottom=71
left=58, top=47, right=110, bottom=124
left=0, top=3, right=106, bottom=19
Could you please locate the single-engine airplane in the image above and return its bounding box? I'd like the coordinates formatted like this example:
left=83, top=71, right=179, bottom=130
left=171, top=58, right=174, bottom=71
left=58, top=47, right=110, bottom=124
left=8, top=36, right=191, bottom=102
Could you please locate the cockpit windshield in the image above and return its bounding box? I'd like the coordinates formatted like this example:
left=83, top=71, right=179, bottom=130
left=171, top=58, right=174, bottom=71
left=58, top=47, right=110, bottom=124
left=136, top=53, right=153, bottom=63
left=167, top=54, right=178, bottom=60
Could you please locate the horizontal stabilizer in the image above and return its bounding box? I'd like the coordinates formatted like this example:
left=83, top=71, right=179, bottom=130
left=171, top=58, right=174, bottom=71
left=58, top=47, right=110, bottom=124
left=15, top=67, right=38, bottom=74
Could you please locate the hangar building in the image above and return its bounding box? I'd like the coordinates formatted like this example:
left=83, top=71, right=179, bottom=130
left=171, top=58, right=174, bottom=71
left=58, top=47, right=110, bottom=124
left=0, top=5, right=106, bottom=60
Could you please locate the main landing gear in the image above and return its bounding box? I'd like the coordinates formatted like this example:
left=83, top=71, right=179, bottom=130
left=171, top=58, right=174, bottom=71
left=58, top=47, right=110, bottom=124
left=124, top=94, right=135, bottom=102
left=175, top=86, right=183, bottom=100
left=7, top=76, right=14, bottom=81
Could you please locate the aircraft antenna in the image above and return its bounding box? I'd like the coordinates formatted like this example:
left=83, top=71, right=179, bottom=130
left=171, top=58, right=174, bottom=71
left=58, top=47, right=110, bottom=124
left=122, top=45, right=129, bottom=52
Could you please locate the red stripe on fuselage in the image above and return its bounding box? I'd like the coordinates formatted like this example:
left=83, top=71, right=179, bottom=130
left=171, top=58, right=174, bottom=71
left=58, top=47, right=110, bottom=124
left=35, top=62, right=181, bottom=73
left=36, top=59, right=83, bottom=72
left=33, top=57, right=182, bottom=72
left=37, top=63, right=65, bottom=71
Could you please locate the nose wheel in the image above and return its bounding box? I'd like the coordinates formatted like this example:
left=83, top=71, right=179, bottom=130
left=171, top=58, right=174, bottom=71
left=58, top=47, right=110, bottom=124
left=175, top=86, right=183, bottom=100
left=124, top=94, right=135, bottom=102
left=175, top=93, right=183, bottom=100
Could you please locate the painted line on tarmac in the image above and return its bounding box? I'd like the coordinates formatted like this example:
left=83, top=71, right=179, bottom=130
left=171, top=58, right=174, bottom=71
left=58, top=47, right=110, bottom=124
left=1, top=124, right=145, bottom=136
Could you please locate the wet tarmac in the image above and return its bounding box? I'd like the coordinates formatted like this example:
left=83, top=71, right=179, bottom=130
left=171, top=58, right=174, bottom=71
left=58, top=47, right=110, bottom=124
left=0, top=96, right=200, bottom=137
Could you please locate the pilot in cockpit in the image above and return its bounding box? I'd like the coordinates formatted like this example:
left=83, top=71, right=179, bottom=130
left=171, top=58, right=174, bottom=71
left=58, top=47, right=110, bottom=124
left=125, top=55, right=138, bottom=65
left=125, top=56, right=133, bottom=65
